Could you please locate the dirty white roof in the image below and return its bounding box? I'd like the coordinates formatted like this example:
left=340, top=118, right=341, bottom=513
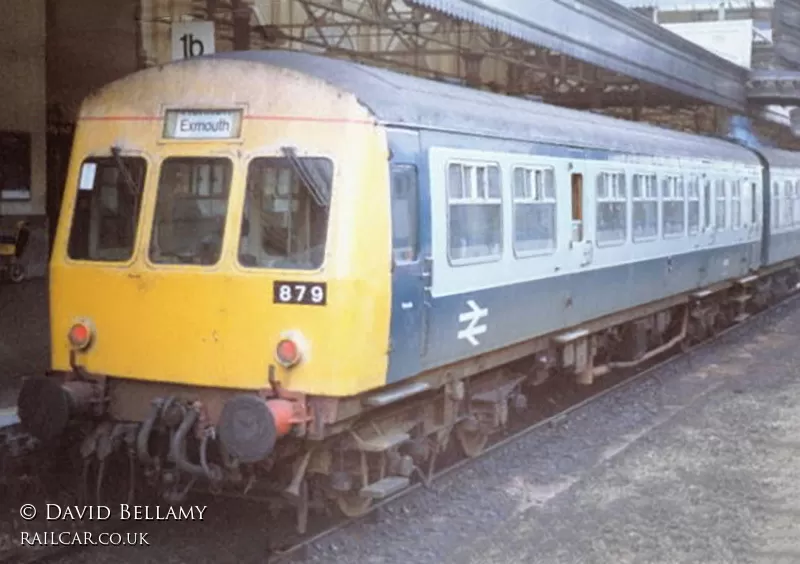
left=206, top=50, right=760, bottom=164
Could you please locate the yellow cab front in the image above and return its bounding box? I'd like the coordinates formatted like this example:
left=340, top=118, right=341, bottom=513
left=47, top=59, right=392, bottom=411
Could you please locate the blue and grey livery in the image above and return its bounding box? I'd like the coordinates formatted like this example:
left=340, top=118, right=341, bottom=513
left=214, top=50, right=800, bottom=387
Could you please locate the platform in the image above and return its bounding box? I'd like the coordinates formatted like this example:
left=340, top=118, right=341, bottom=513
left=0, top=278, right=49, bottom=410
left=448, top=304, right=800, bottom=564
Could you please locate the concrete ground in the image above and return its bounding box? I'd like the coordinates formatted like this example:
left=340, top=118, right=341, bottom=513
left=0, top=278, right=49, bottom=408
left=450, top=312, right=800, bottom=564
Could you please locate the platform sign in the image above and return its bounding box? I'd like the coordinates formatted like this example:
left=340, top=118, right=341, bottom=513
left=662, top=20, right=754, bottom=69
left=171, top=21, right=215, bottom=61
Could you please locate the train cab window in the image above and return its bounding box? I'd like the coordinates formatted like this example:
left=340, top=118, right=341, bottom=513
left=149, top=158, right=232, bottom=266
left=772, top=182, right=781, bottom=229
left=661, top=176, right=685, bottom=238
left=390, top=164, right=419, bottom=263
left=67, top=156, right=146, bottom=262
left=784, top=181, right=794, bottom=227
left=714, top=180, right=727, bottom=230
left=447, top=162, right=503, bottom=262
left=687, top=178, right=700, bottom=235
left=731, top=181, right=742, bottom=229
left=512, top=166, right=556, bottom=254
left=632, top=173, right=658, bottom=241
left=237, top=156, right=332, bottom=270
left=596, top=172, right=627, bottom=245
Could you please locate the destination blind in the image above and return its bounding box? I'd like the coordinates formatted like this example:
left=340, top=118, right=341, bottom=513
left=163, top=110, right=242, bottom=140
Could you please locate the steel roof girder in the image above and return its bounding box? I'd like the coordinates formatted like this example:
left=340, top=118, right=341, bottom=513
left=748, top=69, right=800, bottom=105
left=408, top=0, right=748, bottom=111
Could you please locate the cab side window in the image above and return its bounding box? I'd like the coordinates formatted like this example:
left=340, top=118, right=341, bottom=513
left=390, top=164, right=419, bottom=263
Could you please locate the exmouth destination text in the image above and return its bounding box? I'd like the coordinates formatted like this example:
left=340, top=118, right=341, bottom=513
left=178, top=116, right=231, bottom=134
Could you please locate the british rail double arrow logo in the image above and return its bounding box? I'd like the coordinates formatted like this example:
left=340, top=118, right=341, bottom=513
left=457, top=300, right=489, bottom=346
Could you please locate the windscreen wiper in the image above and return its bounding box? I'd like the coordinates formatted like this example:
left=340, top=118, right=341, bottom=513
left=280, top=146, right=329, bottom=207
left=110, top=146, right=140, bottom=199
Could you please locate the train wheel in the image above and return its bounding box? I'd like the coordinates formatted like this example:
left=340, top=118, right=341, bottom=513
left=454, top=421, right=489, bottom=458
left=335, top=492, right=373, bottom=518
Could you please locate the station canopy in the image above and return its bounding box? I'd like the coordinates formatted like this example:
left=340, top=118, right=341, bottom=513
left=615, top=0, right=774, bottom=9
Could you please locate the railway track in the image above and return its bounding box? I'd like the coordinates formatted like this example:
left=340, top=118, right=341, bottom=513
left=3, top=287, right=800, bottom=564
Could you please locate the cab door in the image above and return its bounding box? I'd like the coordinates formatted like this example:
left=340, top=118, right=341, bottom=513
left=386, top=131, right=426, bottom=384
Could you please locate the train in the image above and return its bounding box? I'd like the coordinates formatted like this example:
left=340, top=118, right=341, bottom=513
left=15, top=49, right=800, bottom=529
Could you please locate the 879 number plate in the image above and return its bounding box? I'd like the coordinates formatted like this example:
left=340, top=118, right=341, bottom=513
left=273, top=281, right=327, bottom=306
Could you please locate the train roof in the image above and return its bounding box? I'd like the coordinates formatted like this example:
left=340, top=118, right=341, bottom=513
left=205, top=49, right=760, bottom=165
left=758, top=146, right=800, bottom=170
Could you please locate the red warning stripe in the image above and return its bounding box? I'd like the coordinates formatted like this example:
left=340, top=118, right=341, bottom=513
left=79, top=114, right=374, bottom=125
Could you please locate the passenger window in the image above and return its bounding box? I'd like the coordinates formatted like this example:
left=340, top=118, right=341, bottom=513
left=513, top=166, right=556, bottom=254
left=772, top=182, right=781, bottom=229
left=237, top=156, right=332, bottom=270
left=67, top=157, right=147, bottom=262
left=703, top=179, right=712, bottom=230
left=687, top=178, right=700, bottom=235
left=632, top=173, right=658, bottom=241
left=784, top=181, right=794, bottom=227
left=731, top=181, right=742, bottom=229
left=390, top=164, right=419, bottom=263
left=714, top=180, right=727, bottom=230
left=661, top=176, right=685, bottom=238
left=447, top=162, right=503, bottom=262
left=596, top=172, right=627, bottom=245
left=751, top=182, right=758, bottom=226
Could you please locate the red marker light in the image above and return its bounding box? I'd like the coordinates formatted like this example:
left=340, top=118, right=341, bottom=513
left=68, top=322, right=92, bottom=350
left=276, top=339, right=300, bottom=367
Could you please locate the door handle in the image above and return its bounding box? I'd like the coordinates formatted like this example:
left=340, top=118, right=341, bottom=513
left=420, top=256, right=433, bottom=290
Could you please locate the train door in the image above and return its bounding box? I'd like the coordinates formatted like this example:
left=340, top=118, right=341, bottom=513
left=749, top=180, right=761, bottom=264
left=702, top=177, right=716, bottom=245
left=386, top=130, right=426, bottom=384
left=760, top=173, right=771, bottom=266
left=569, top=165, right=593, bottom=267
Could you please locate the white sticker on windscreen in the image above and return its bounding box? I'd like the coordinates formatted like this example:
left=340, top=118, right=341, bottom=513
left=79, top=162, right=97, bottom=191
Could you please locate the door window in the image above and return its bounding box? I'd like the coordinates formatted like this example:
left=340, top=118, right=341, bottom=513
left=391, top=164, right=419, bottom=263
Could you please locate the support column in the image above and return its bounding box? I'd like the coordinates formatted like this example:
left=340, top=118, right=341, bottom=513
left=713, top=106, right=729, bottom=136
left=232, top=0, right=251, bottom=51
left=1, top=0, right=48, bottom=277
left=462, top=52, right=484, bottom=88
